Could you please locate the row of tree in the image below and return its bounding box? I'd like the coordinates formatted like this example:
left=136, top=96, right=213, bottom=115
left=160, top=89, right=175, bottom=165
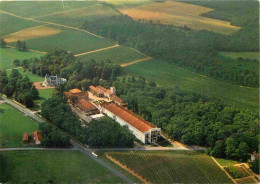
left=41, top=94, right=134, bottom=148
left=112, top=77, right=259, bottom=161
left=81, top=15, right=259, bottom=87
left=0, top=69, right=39, bottom=107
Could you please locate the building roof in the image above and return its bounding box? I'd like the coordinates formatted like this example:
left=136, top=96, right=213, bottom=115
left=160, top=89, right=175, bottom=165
left=33, top=131, right=42, bottom=142
left=23, top=133, right=29, bottom=142
left=90, top=85, right=103, bottom=94
left=76, top=99, right=97, bottom=112
left=69, top=88, right=82, bottom=94
left=90, top=114, right=105, bottom=119
left=111, top=95, right=124, bottom=104
left=96, top=86, right=107, bottom=93
left=101, top=103, right=156, bottom=133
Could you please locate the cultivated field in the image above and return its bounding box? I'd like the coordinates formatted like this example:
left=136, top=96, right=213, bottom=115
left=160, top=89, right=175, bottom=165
left=0, top=103, right=38, bottom=148
left=9, top=25, right=116, bottom=55
left=3, top=25, right=61, bottom=43
left=37, top=3, right=119, bottom=28
left=0, top=48, right=44, bottom=70
left=125, top=59, right=259, bottom=111
left=107, top=152, right=233, bottom=183
left=116, top=1, right=240, bottom=34
left=0, top=1, right=97, bottom=18
left=0, top=12, right=42, bottom=37
left=77, top=46, right=147, bottom=64
left=220, top=52, right=259, bottom=60
left=1, top=150, right=124, bottom=183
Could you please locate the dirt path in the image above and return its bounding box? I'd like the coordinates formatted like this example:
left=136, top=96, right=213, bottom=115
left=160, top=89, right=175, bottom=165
left=0, top=9, right=103, bottom=39
left=105, top=153, right=150, bottom=184
left=75, top=44, right=119, bottom=57
left=120, top=57, right=151, bottom=67
left=211, top=156, right=237, bottom=184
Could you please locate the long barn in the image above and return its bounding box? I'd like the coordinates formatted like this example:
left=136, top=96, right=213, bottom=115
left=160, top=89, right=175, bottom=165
left=100, top=102, right=161, bottom=144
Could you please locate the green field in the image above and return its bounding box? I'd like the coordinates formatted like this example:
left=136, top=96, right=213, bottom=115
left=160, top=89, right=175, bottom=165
left=1, top=150, right=124, bottom=183
left=78, top=46, right=146, bottom=64
left=33, top=88, right=54, bottom=111
left=0, top=13, right=42, bottom=37
left=9, top=25, right=116, bottom=55
left=0, top=1, right=97, bottom=18
left=220, top=52, right=259, bottom=60
left=108, top=152, right=232, bottom=183
left=6, top=67, right=44, bottom=83
left=0, top=103, right=38, bottom=148
left=37, top=3, right=119, bottom=28
left=125, top=59, right=259, bottom=111
left=0, top=48, right=44, bottom=70
left=215, top=158, right=240, bottom=166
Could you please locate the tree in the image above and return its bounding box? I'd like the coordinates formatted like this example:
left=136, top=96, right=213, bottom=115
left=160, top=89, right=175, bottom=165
left=0, top=38, right=7, bottom=48
left=15, top=40, right=27, bottom=51
left=250, top=159, right=259, bottom=174
left=13, top=59, right=21, bottom=66
left=30, top=85, right=39, bottom=99
left=225, top=138, right=237, bottom=159
left=235, top=142, right=249, bottom=161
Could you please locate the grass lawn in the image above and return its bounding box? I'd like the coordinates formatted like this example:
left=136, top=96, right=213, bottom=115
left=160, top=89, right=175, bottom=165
left=106, top=151, right=232, bottom=183
left=0, top=1, right=97, bottom=18
left=6, top=67, right=44, bottom=83
left=78, top=46, right=146, bottom=64
left=0, top=150, right=124, bottom=183
left=0, top=13, right=42, bottom=37
left=220, top=51, right=259, bottom=60
left=32, top=88, right=54, bottom=111
left=0, top=48, right=44, bottom=70
left=0, top=103, right=38, bottom=148
left=215, top=158, right=240, bottom=166
left=9, top=25, right=116, bottom=55
left=37, top=3, right=119, bottom=28
left=125, top=59, right=259, bottom=111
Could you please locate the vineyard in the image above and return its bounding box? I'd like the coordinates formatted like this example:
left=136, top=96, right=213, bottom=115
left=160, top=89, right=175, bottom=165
left=107, top=152, right=234, bottom=183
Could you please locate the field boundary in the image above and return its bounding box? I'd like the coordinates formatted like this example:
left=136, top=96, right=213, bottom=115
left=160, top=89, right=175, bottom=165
left=120, top=57, right=151, bottom=67
left=211, top=156, right=237, bottom=184
left=0, top=9, right=103, bottom=39
left=75, top=44, right=119, bottom=57
left=7, top=45, right=47, bottom=54
left=105, top=153, right=150, bottom=184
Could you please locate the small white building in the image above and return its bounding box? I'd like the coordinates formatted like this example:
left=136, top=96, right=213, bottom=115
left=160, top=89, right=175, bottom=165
left=90, top=113, right=105, bottom=120
left=99, top=102, right=161, bottom=144
left=43, top=74, right=67, bottom=87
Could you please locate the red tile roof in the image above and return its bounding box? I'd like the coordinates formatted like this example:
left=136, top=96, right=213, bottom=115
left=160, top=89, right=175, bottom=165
left=90, top=85, right=103, bottom=94
left=33, top=131, right=42, bottom=142
left=76, top=99, right=97, bottom=112
left=101, top=103, right=156, bottom=133
left=69, top=88, right=82, bottom=94
left=23, top=133, right=29, bottom=142
left=111, top=95, right=123, bottom=103
left=97, top=86, right=107, bottom=93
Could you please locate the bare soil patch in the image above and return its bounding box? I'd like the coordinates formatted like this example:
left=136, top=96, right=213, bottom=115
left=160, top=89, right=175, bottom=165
left=3, top=25, right=61, bottom=42
left=33, top=82, right=54, bottom=90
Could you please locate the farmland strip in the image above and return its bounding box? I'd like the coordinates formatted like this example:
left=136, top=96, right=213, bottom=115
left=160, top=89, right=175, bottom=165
left=120, top=57, right=151, bottom=67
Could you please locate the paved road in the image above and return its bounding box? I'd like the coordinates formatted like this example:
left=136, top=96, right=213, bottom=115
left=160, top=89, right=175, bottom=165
left=2, top=97, right=44, bottom=122
left=70, top=139, right=134, bottom=184
left=91, top=147, right=205, bottom=151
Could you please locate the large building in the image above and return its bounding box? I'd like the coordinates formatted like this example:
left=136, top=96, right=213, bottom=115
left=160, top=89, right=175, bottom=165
left=99, top=102, right=161, bottom=143
left=65, top=88, right=88, bottom=103
left=43, top=74, right=67, bottom=87
left=75, top=99, right=99, bottom=115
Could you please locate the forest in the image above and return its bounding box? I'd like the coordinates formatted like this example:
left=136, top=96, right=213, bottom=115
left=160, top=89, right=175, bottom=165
left=41, top=94, right=134, bottom=148
left=113, top=77, right=259, bottom=161
left=81, top=15, right=259, bottom=87
left=0, top=69, right=39, bottom=107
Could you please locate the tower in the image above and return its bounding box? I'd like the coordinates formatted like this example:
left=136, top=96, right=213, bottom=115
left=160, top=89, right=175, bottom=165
left=110, top=87, right=116, bottom=95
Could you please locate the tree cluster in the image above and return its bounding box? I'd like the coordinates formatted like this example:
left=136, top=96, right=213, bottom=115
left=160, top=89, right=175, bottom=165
left=20, top=50, right=121, bottom=91
left=41, top=95, right=134, bottom=148
left=0, top=69, right=39, bottom=107
left=82, top=15, right=259, bottom=87
left=15, top=40, right=27, bottom=51
left=112, top=77, right=259, bottom=161
left=39, top=123, right=70, bottom=148
left=0, top=38, right=7, bottom=48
